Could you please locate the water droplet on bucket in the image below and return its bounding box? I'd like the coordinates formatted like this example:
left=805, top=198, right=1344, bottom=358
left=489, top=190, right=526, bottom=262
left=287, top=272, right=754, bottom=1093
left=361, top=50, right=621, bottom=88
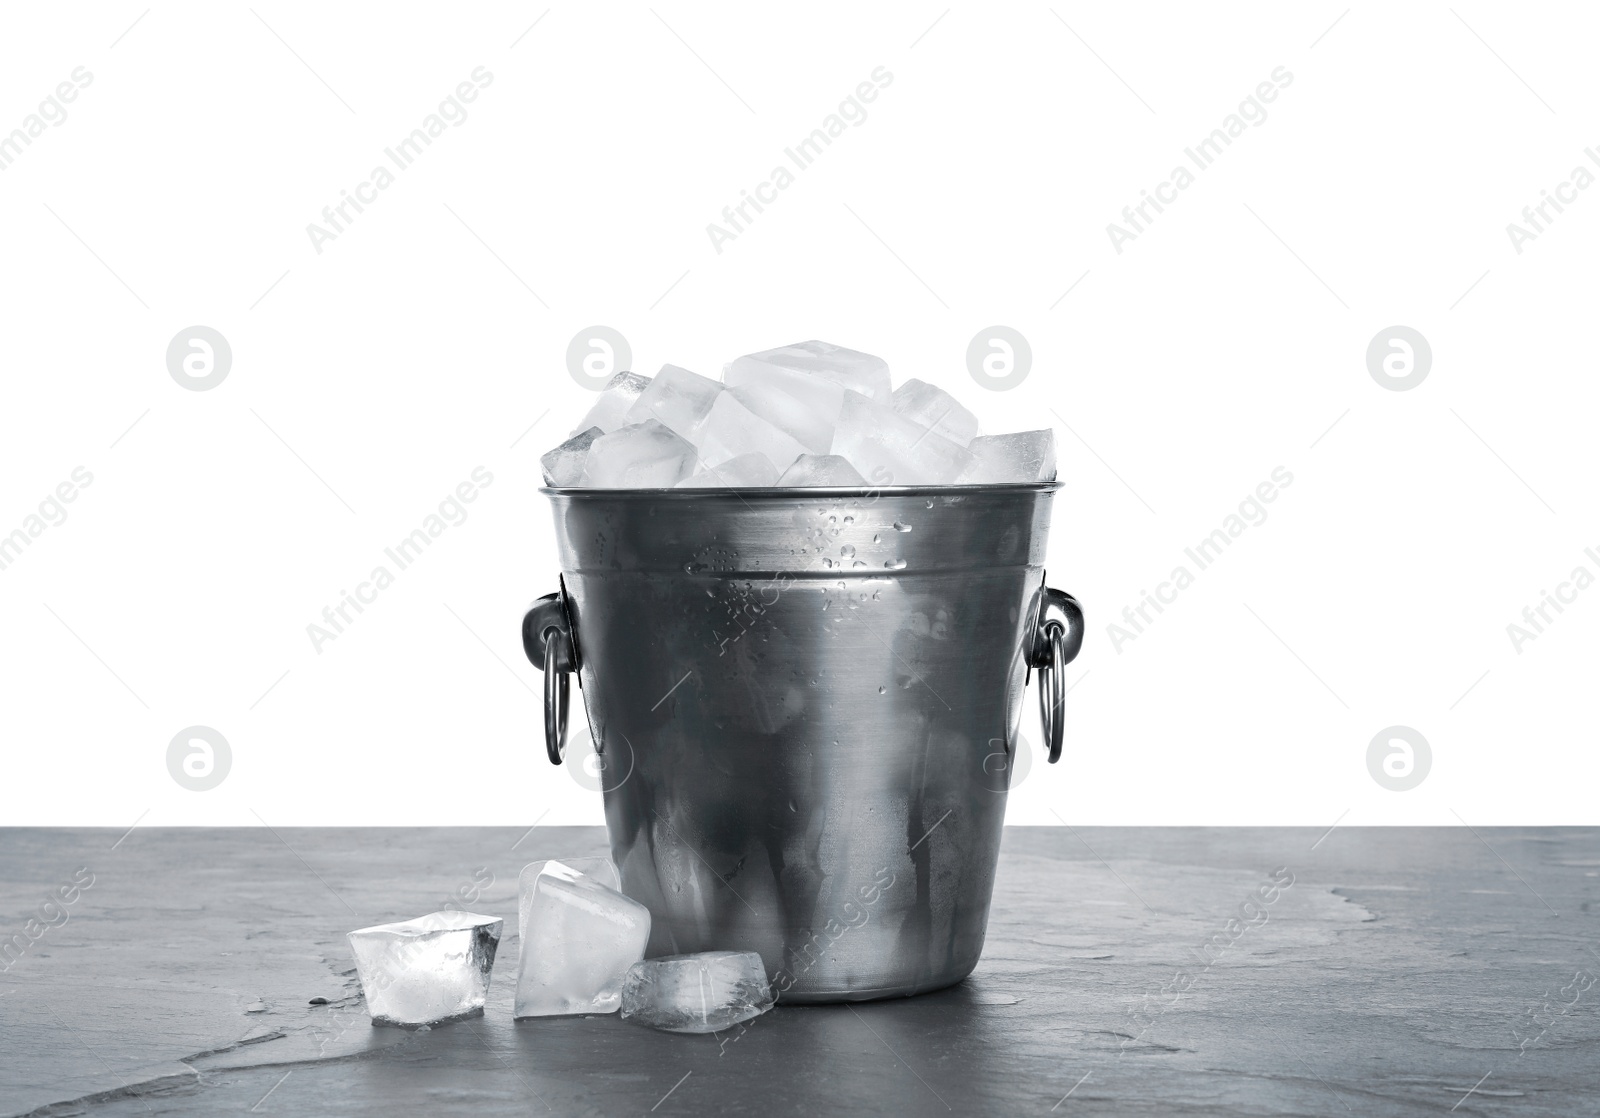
left=893, top=522, right=912, bottom=533
left=878, top=686, right=886, bottom=695
left=852, top=560, right=867, bottom=569
left=841, top=544, right=855, bottom=559
left=884, top=559, right=907, bottom=570
left=925, top=499, right=935, bottom=508
left=843, top=515, right=854, bottom=525
left=822, top=557, right=834, bottom=569
left=872, top=533, right=881, bottom=543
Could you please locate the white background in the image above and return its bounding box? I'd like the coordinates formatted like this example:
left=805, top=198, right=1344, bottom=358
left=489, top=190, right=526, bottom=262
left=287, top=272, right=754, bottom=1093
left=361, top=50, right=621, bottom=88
left=2, top=2, right=1595, bottom=828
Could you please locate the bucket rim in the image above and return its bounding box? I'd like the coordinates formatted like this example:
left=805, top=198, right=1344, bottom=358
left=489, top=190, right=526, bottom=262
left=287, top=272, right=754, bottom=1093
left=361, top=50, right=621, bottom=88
left=539, top=481, right=1063, bottom=499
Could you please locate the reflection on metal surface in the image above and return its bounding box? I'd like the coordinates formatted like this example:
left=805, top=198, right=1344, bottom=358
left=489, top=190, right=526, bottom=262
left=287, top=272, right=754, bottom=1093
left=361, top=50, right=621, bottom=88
left=525, top=484, right=1079, bottom=1002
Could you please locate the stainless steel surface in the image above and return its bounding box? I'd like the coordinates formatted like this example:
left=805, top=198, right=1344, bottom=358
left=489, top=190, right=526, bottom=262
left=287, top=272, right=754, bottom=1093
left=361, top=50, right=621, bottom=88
left=532, top=483, right=1076, bottom=1002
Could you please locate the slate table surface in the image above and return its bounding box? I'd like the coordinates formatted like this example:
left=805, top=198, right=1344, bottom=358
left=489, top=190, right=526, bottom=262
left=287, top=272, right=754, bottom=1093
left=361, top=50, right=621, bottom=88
left=1, top=826, right=1596, bottom=1116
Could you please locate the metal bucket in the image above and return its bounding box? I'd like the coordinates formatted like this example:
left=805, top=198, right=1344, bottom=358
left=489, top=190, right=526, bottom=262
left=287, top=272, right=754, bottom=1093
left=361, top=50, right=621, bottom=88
left=522, top=484, right=1082, bottom=1002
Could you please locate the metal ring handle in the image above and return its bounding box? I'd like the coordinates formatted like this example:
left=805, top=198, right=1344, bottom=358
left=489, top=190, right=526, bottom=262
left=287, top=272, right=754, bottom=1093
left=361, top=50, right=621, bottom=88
left=1026, top=583, right=1082, bottom=766
left=525, top=586, right=578, bottom=767
left=1037, top=623, right=1066, bottom=764
left=544, top=632, right=569, bottom=764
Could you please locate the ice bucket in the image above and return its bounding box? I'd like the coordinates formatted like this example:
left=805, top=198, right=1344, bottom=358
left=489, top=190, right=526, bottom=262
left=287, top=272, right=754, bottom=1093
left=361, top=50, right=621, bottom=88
left=522, top=484, right=1082, bottom=1002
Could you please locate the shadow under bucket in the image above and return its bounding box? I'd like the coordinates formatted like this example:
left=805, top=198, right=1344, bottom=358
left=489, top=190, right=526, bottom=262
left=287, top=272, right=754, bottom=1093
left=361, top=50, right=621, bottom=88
left=523, top=484, right=1081, bottom=1002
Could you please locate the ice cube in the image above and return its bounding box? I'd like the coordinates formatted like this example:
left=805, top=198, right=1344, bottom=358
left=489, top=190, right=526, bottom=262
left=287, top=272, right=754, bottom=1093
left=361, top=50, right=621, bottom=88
left=728, top=341, right=891, bottom=403
left=541, top=426, right=603, bottom=487
left=514, top=860, right=651, bottom=1018
left=891, top=379, right=979, bottom=447
left=622, top=364, right=723, bottom=441
left=517, top=857, right=621, bottom=943
left=954, top=430, right=1057, bottom=484
left=580, top=420, right=699, bottom=488
left=831, top=392, right=974, bottom=485
left=677, top=452, right=781, bottom=488
left=575, top=371, right=651, bottom=435
left=776, top=454, right=868, bottom=487
left=695, top=393, right=806, bottom=474
left=620, top=951, right=774, bottom=1034
left=346, top=911, right=502, bottom=1027
left=723, top=341, right=892, bottom=452
left=725, top=375, right=843, bottom=455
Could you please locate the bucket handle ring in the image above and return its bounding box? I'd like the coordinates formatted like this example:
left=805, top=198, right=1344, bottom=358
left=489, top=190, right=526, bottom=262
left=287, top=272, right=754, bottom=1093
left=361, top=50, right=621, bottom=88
left=544, top=639, right=569, bottom=765
left=523, top=583, right=578, bottom=765
left=1028, top=584, right=1084, bottom=764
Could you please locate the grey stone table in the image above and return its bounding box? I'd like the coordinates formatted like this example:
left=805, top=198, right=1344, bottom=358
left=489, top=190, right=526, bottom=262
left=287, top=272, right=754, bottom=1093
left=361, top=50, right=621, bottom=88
left=2, top=827, right=1596, bottom=1116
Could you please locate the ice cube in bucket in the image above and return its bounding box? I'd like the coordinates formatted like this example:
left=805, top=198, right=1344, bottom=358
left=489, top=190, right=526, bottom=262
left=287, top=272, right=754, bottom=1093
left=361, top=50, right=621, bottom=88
left=622, top=365, right=722, bottom=441
left=575, top=371, right=652, bottom=435
left=955, top=430, right=1057, bottom=484
left=727, top=340, right=891, bottom=403
left=776, top=454, right=868, bottom=486
left=723, top=340, right=892, bottom=453
left=541, top=426, right=603, bottom=487
left=579, top=419, right=699, bottom=488
left=678, top=452, right=782, bottom=488
left=891, top=378, right=979, bottom=447
left=695, top=393, right=805, bottom=474
left=830, top=391, right=973, bottom=485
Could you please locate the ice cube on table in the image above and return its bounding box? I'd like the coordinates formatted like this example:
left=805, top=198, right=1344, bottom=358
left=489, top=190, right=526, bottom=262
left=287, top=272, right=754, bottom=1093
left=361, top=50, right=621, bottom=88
left=621, top=364, right=723, bottom=441
left=695, top=393, right=806, bottom=474
left=517, top=857, right=621, bottom=943
left=620, top=951, right=774, bottom=1034
left=541, top=426, right=603, bottom=487
left=727, top=340, right=892, bottom=404
left=892, top=379, right=979, bottom=447
left=677, top=452, right=781, bottom=488
left=954, top=430, right=1057, bottom=484
left=515, top=860, right=651, bottom=1018
left=574, top=371, right=652, bottom=435
left=579, top=419, right=699, bottom=488
left=776, top=454, right=868, bottom=487
left=346, top=911, right=502, bottom=1028
left=831, top=391, right=974, bottom=485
